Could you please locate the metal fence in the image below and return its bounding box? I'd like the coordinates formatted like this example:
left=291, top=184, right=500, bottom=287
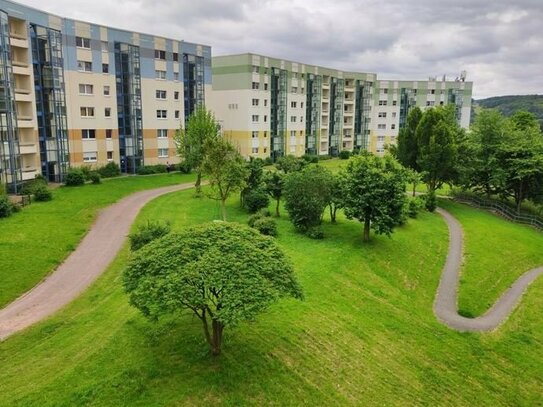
left=454, top=194, right=543, bottom=231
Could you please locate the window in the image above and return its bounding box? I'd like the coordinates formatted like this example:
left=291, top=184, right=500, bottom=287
left=101, top=41, right=108, bottom=52
left=377, top=135, right=385, bottom=142
left=78, top=84, right=93, bottom=95
left=264, top=131, right=268, bottom=138
left=301, top=102, right=304, bottom=108
left=76, top=36, right=91, bottom=49
left=290, top=130, right=296, bottom=138
left=174, top=91, right=179, bottom=100
left=80, top=107, right=95, bottom=117
left=377, top=124, right=386, bottom=129
left=291, top=87, right=297, bottom=93
left=378, top=112, right=387, bottom=118
left=83, top=151, right=97, bottom=162
left=156, top=90, right=167, bottom=99
left=174, top=110, right=180, bottom=119
left=77, top=60, right=92, bottom=72
left=382, top=88, right=388, bottom=94
left=290, top=116, right=296, bottom=122
left=157, top=129, right=168, bottom=138
left=430, top=89, right=436, bottom=94
left=81, top=129, right=96, bottom=139
left=156, top=110, right=167, bottom=119
left=252, top=82, right=259, bottom=90
left=158, top=148, right=168, bottom=158
left=392, top=100, right=397, bottom=106
left=173, top=52, right=179, bottom=62
left=264, top=99, right=268, bottom=107
left=252, top=65, right=259, bottom=73
left=264, top=115, right=267, bottom=122
left=102, top=63, right=109, bottom=73
left=252, top=115, right=259, bottom=122
left=264, top=147, right=267, bottom=153
left=105, top=108, right=111, bottom=117
left=252, top=98, right=259, bottom=106
left=300, top=116, right=303, bottom=122
left=103, top=85, right=110, bottom=96
left=252, top=131, right=258, bottom=138
left=291, top=101, right=297, bottom=108
left=252, top=147, right=259, bottom=153
left=264, top=83, right=268, bottom=91
left=156, top=70, right=166, bottom=80
left=392, top=112, right=397, bottom=118
left=391, top=124, right=396, bottom=129
left=106, top=129, right=112, bottom=139
left=107, top=151, right=113, bottom=161
left=426, top=101, right=435, bottom=106
left=378, top=100, right=387, bottom=106
left=154, top=49, right=166, bottom=60
left=173, top=72, right=179, bottom=81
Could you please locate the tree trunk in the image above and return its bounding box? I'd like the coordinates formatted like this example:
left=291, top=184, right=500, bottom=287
left=275, top=198, right=280, bottom=217
left=412, top=182, right=416, bottom=197
left=221, top=198, right=227, bottom=221
left=330, top=204, right=337, bottom=223
left=211, top=319, right=224, bottom=356
left=516, top=182, right=523, bottom=215
left=195, top=171, right=202, bottom=196
left=363, top=218, right=370, bottom=242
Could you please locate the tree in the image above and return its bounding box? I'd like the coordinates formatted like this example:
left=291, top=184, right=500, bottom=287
left=175, top=107, right=220, bottom=194
left=396, top=107, right=422, bottom=195
left=123, top=222, right=303, bottom=356
left=340, top=153, right=407, bottom=242
left=328, top=174, right=343, bottom=223
left=283, top=166, right=333, bottom=234
left=202, top=138, right=249, bottom=221
left=264, top=171, right=285, bottom=217
left=240, top=158, right=264, bottom=208
left=416, top=105, right=460, bottom=201
left=275, top=155, right=306, bottom=174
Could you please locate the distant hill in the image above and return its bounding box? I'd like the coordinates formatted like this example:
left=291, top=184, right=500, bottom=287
left=473, top=95, right=543, bottom=129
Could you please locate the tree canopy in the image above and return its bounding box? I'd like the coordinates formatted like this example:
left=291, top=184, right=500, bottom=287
left=123, top=222, right=303, bottom=356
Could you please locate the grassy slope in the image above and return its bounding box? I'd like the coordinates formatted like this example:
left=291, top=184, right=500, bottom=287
left=0, top=173, right=194, bottom=308
left=440, top=200, right=543, bottom=317
left=0, top=190, right=541, bottom=406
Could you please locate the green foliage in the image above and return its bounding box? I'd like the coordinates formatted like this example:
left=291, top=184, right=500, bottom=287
left=475, top=95, right=543, bottom=131
left=123, top=222, right=303, bottom=355
left=283, top=166, right=334, bottom=234
left=137, top=164, right=168, bottom=175
left=407, top=197, right=424, bottom=218
left=424, top=190, right=437, bottom=212
left=338, top=150, right=351, bottom=160
left=33, top=184, right=53, bottom=201
left=176, top=161, right=192, bottom=174
left=175, top=107, right=220, bottom=192
left=275, top=155, right=307, bottom=173
left=64, top=169, right=86, bottom=186
left=240, top=158, right=264, bottom=207
left=20, top=175, right=48, bottom=196
left=306, top=226, right=324, bottom=240
left=396, top=107, right=422, bottom=172
left=264, top=171, right=285, bottom=217
left=340, top=153, right=407, bottom=241
left=0, top=195, right=12, bottom=218
left=128, top=220, right=171, bottom=251
left=202, top=138, right=249, bottom=220
left=80, top=165, right=93, bottom=181
left=88, top=172, right=101, bottom=185
left=301, top=154, right=319, bottom=163
left=97, top=162, right=121, bottom=178
left=243, top=188, right=270, bottom=213
left=252, top=216, right=278, bottom=236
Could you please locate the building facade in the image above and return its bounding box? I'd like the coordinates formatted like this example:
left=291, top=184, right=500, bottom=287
left=209, top=53, right=472, bottom=159
left=0, top=0, right=211, bottom=192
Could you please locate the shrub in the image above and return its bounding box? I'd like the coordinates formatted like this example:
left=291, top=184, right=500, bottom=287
left=65, top=169, right=85, bottom=186
left=129, top=220, right=171, bottom=251
left=80, top=166, right=93, bottom=181
left=252, top=216, right=277, bottom=236
left=263, top=157, right=273, bottom=166
left=97, top=162, right=121, bottom=178
left=302, top=154, right=319, bottom=163
left=33, top=184, right=53, bottom=202
left=338, top=150, right=351, bottom=160
left=407, top=197, right=424, bottom=218
left=318, top=154, right=332, bottom=161
left=20, top=176, right=48, bottom=196
left=177, top=161, right=192, bottom=174
left=0, top=195, right=12, bottom=218
left=244, top=188, right=270, bottom=213
left=89, top=171, right=101, bottom=184
left=306, top=226, right=324, bottom=240
left=425, top=190, right=437, bottom=212
left=136, top=164, right=168, bottom=175
left=247, top=209, right=271, bottom=228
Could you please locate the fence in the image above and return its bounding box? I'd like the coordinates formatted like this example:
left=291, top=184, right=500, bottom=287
left=453, top=194, right=543, bottom=231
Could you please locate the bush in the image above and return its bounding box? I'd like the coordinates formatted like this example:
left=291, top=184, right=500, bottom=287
left=425, top=190, right=437, bottom=212
left=338, top=150, right=351, bottom=160
left=244, top=188, right=270, bottom=213
left=0, top=195, right=12, bottom=218
left=97, top=162, right=121, bottom=178
left=177, top=161, right=192, bottom=174
left=302, top=154, right=319, bottom=163
left=80, top=166, right=93, bottom=181
left=252, top=217, right=277, bottom=236
left=129, top=220, right=171, bottom=251
left=407, top=197, right=424, bottom=218
left=20, top=175, right=48, bottom=196
left=65, top=169, right=85, bottom=186
left=263, top=157, right=273, bottom=166
left=137, top=164, right=168, bottom=175
left=33, top=184, right=53, bottom=201
left=318, top=154, right=332, bottom=161
left=306, top=226, right=324, bottom=240
left=89, top=172, right=101, bottom=184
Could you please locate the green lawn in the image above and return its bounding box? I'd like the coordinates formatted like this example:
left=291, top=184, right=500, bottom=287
left=0, top=173, right=195, bottom=308
left=440, top=199, right=543, bottom=318
left=0, top=190, right=541, bottom=406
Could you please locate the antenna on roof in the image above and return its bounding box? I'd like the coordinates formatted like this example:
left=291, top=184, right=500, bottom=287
left=460, top=71, right=467, bottom=82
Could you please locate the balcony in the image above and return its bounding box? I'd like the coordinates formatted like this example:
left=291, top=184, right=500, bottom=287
left=9, top=32, right=27, bottom=41
left=10, top=37, right=28, bottom=48
left=17, top=118, right=34, bottom=128
left=21, top=168, right=38, bottom=181
left=12, top=60, right=29, bottom=68
left=19, top=143, right=38, bottom=155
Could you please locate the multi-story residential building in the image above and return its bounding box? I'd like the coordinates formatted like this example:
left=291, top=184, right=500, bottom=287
left=0, top=0, right=211, bottom=192
left=209, top=53, right=472, bottom=159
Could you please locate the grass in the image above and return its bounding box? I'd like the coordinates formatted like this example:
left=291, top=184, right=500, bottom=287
left=0, top=172, right=195, bottom=308
left=0, top=190, right=542, bottom=406
left=440, top=199, right=543, bottom=318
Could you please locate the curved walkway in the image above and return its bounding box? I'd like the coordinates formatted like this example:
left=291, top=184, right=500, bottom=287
left=0, top=182, right=194, bottom=341
left=434, top=208, right=543, bottom=332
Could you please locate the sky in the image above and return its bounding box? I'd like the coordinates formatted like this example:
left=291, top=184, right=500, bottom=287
left=15, top=0, right=543, bottom=99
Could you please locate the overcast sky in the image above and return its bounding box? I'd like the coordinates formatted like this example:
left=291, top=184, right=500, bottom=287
left=16, top=0, right=543, bottom=98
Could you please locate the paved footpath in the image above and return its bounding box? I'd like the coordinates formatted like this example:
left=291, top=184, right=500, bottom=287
left=0, top=182, right=194, bottom=341
left=434, top=208, right=543, bottom=332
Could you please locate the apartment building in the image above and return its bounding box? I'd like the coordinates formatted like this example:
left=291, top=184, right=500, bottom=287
left=209, top=53, right=472, bottom=159
left=0, top=0, right=211, bottom=192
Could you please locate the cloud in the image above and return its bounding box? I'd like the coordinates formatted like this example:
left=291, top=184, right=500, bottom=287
left=15, top=0, right=543, bottom=98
